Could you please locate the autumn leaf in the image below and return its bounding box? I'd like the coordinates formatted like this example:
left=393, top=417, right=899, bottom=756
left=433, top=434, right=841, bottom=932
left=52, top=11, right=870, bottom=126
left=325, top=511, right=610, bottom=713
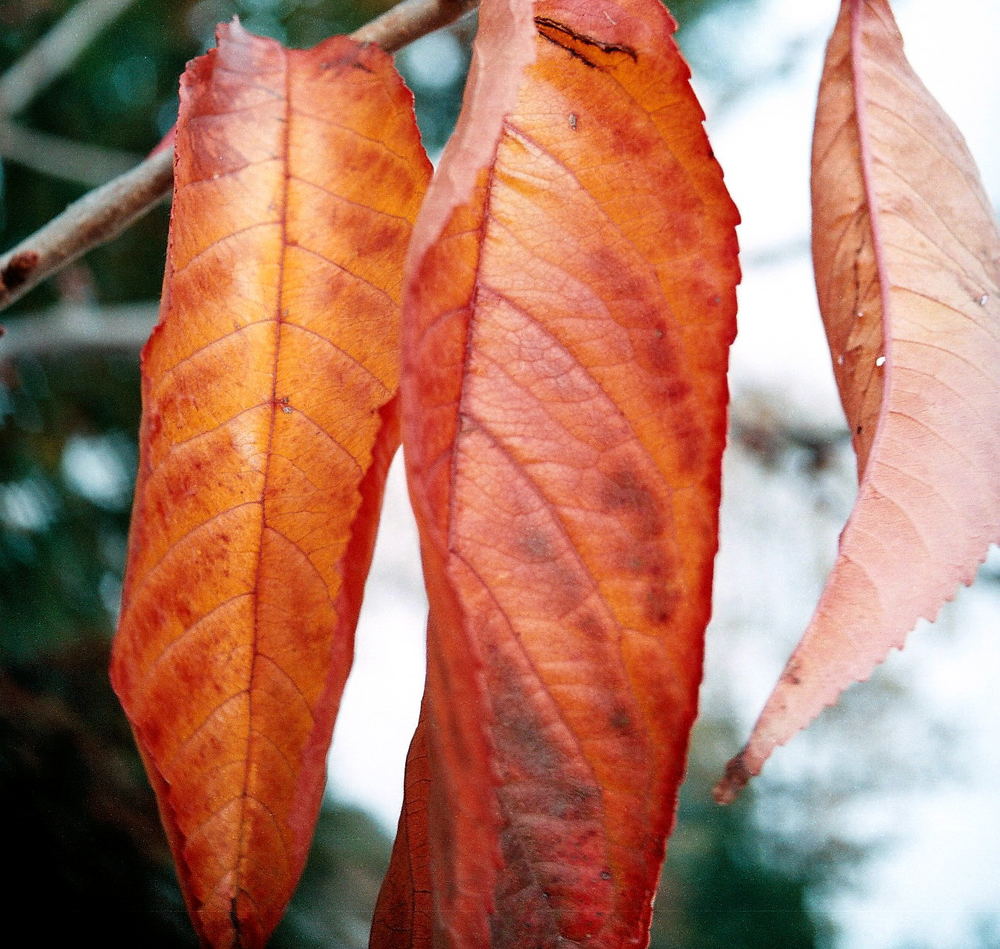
left=370, top=706, right=433, bottom=947
left=109, top=22, right=429, bottom=947
left=374, top=0, right=740, bottom=943
left=716, top=0, right=1000, bottom=803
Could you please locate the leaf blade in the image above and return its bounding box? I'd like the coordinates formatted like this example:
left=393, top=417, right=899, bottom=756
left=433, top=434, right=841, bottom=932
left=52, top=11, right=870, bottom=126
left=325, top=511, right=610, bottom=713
left=377, top=0, right=740, bottom=942
left=110, top=23, right=429, bottom=946
left=716, top=0, right=1000, bottom=802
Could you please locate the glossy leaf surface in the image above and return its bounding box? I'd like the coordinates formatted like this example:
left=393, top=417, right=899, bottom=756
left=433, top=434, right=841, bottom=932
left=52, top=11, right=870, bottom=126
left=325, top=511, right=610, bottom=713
left=717, top=0, right=1000, bottom=802
left=110, top=23, right=429, bottom=946
left=376, top=0, right=740, bottom=943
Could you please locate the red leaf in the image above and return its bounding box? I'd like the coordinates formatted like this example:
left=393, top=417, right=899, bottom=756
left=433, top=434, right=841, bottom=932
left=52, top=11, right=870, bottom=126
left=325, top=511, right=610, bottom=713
left=110, top=22, right=430, bottom=946
left=716, top=0, right=1000, bottom=803
left=375, top=0, right=739, bottom=943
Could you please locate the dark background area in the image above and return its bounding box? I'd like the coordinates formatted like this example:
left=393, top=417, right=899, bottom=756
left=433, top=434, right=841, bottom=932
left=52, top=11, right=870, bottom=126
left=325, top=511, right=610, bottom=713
left=1, top=1, right=832, bottom=945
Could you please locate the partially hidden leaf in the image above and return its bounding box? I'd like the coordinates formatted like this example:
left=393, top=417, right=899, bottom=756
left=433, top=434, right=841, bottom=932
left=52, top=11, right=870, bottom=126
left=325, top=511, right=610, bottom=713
left=110, top=22, right=430, bottom=946
left=716, top=0, right=1000, bottom=803
left=373, top=0, right=740, bottom=943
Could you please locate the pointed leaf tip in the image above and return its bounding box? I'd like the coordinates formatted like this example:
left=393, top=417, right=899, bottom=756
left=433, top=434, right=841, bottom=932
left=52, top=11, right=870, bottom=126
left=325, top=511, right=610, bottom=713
left=713, top=752, right=751, bottom=806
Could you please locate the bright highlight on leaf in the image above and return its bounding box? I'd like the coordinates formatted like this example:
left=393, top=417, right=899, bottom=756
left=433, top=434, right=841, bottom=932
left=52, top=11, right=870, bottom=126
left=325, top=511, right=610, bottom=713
left=109, top=22, right=429, bottom=947
left=375, top=0, right=739, bottom=943
left=716, top=0, right=1000, bottom=803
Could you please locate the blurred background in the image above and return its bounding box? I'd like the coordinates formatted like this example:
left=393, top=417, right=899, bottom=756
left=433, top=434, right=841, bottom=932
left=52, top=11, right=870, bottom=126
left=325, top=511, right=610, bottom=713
left=1, top=0, right=997, bottom=945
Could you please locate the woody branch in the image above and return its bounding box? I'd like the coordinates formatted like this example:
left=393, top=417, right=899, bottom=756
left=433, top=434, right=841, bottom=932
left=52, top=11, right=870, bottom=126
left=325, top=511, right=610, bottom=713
left=0, top=0, right=479, bottom=314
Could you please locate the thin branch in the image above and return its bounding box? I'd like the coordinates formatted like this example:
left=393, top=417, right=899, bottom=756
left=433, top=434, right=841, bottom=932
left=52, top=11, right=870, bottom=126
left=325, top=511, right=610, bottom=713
left=0, top=0, right=139, bottom=116
left=0, top=0, right=479, bottom=315
left=0, top=120, right=142, bottom=186
left=353, top=0, right=478, bottom=53
left=0, top=147, right=173, bottom=310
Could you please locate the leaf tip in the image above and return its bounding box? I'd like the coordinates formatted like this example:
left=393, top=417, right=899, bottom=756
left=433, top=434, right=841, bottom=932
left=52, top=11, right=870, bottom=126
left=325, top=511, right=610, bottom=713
left=712, top=750, right=753, bottom=805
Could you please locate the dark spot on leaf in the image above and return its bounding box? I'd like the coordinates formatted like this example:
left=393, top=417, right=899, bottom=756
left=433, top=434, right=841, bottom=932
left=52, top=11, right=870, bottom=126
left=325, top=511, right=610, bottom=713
left=646, top=320, right=680, bottom=376
left=361, top=223, right=398, bottom=255
left=600, top=468, right=663, bottom=539
left=645, top=586, right=679, bottom=625
left=782, top=661, right=803, bottom=686
left=1, top=250, right=39, bottom=293
left=575, top=612, right=606, bottom=641
left=609, top=707, right=632, bottom=732
left=518, top=527, right=554, bottom=562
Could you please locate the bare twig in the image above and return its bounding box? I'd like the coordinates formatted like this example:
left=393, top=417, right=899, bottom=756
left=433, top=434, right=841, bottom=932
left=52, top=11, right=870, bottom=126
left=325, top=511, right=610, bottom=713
left=0, top=120, right=142, bottom=186
left=0, top=0, right=139, bottom=116
left=0, top=300, right=158, bottom=360
left=353, top=0, right=478, bottom=52
left=0, top=147, right=173, bottom=310
left=0, top=0, right=479, bottom=315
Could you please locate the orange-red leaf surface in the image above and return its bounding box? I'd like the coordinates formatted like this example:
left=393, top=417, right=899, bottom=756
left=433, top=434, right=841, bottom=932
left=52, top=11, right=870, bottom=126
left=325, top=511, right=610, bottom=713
left=109, top=23, right=429, bottom=947
left=374, top=0, right=740, bottom=943
left=716, top=0, right=1000, bottom=803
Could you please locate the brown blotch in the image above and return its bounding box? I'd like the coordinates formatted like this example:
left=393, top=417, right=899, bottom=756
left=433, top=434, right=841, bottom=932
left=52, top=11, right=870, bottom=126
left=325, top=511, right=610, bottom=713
left=574, top=611, right=606, bottom=641
left=518, top=526, right=554, bottom=562
left=781, top=661, right=803, bottom=687
left=1, top=250, right=40, bottom=294
left=586, top=244, right=626, bottom=283
left=660, top=379, right=692, bottom=402
left=644, top=585, right=679, bottom=626
left=600, top=468, right=664, bottom=540
left=492, top=674, right=563, bottom=777
left=609, top=707, right=632, bottom=732
left=620, top=545, right=668, bottom=583
left=645, top=319, right=679, bottom=373
left=360, top=223, right=398, bottom=256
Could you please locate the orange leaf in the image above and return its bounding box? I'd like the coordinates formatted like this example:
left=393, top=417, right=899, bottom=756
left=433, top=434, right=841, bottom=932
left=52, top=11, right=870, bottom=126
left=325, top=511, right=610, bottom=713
left=716, top=0, right=1000, bottom=803
left=109, top=22, right=429, bottom=946
left=370, top=709, right=433, bottom=948
left=375, top=0, right=739, bottom=943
